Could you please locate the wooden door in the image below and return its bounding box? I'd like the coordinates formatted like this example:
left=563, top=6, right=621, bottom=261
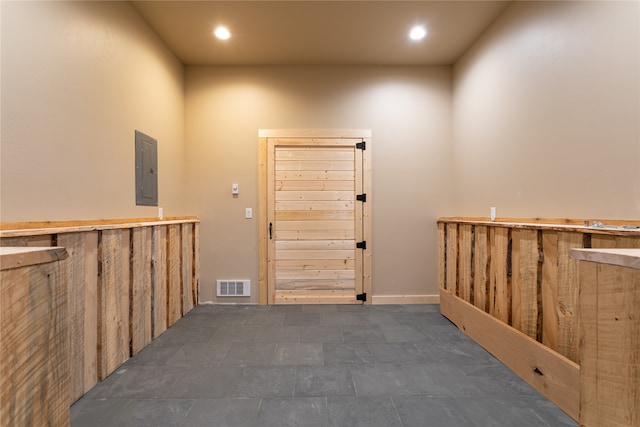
left=262, top=132, right=370, bottom=304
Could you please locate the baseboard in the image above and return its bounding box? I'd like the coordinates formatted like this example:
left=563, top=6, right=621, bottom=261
left=439, top=289, right=579, bottom=421
left=370, top=294, right=439, bottom=305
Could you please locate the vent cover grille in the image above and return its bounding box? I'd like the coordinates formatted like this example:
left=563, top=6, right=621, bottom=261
left=216, top=280, right=251, bottom=297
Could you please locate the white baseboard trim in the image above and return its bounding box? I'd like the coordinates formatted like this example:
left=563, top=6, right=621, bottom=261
left=370, top=294, right=440, bottom=305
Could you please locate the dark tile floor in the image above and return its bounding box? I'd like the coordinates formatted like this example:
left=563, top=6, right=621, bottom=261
left=71, top=304, right=577, bottom=427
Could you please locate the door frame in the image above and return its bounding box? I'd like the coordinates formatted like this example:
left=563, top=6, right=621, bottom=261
left=258, top=129, right=372, bottom=304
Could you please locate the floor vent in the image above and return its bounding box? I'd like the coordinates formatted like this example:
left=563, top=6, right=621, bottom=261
left=217, top=280, right=251, bottom=297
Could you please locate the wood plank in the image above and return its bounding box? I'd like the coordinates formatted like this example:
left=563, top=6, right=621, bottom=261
left=275, top=200, right=355, bottom=211
left=0, top=235, right=53, bottom=247
left=82, top=232, right=99, bottom=394
left=490, top=227, right=510, bottom=324
left=276, top=240, right=354, bottom=250
left=275, top=170, right=354, bottom=181
left=459, top=224, right=473, bottom=302
left=0, top=246, right=66, bottom=270
left=181, top=224, right=194, bottom=314
left=274, top=229, right=355, bottom=240
left=274, top=289, right=356, bottom=304
left=152, top=226, right=168, bottom=338
left=361, top=137, right=372, bottom=304
left=555, top=232, right=582, bottom=363
left=276, top=180, right=354, bottom=191
left=0, top=217, right=199, bottom=238
left=275, top=191, right=354, bottom=201
left=592, top=234, right=640, bottom=249
left=276, top=220, right=354, bottom=231
left=0, top=261, right=69, bottom=426
left=270, top=136, right=365, bottom=145
left=275, top=160, right=354, bottom=171
left=167, top=224, right=182, bottom=327
left=578, top=261, right=598, bottom=427
left=579, top=261, right=640, bottom=426
left=276, top=269, right=356, bottom=280
left=130, top=227, right=152, bottom=356
left=511, top=229, right=539, bottom=339
left=275, top=148, right=354, bottom=161
left=275, top=249, right=354, bottom=260
left=438, top=222, right=445, bottom=291
left=97, top=229, right=130, bottom=380
left=440, top=290, right=579, bottom=421
left=276, top=279, right=356, bottom=290
left=57, top=233, right=86, bottom=403
left=259, top=129, right=371, bottom=138
left=193, top=222, right=200, bottom=306
left=541, top=231, right=559, bottom=353
left=1, top=216, right=198, bottom=231
left=473, top=225, right=489, bottom=311
left=275, top=210, right=355, bottom=221
left=275, top=259, right=355, bottom=270
left=438, top=216, right=640, bottom=228
left=267, top=138, right=277, bottom=304
left=445, top=223, right=458, bottom=294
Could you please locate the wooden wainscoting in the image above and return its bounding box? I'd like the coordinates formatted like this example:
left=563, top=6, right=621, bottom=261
left=1, top=217, right=200, bottom=403
left=437, top=217, right=640, bottom=421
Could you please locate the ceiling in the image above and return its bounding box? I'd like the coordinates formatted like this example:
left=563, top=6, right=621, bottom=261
left=131, top=1, right=511, bottom=66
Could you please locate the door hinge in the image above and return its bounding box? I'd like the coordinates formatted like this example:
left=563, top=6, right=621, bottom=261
left=356, top=292, right=367, bottom=302
left=356, top=141, right=366, bottom=150
left=356, top=193, right=367, bottom=202
left=356, top=241, right=367, bottom=249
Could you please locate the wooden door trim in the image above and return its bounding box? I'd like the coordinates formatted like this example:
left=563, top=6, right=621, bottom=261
left=258, top=129, right=372, bottom=305
left=259, top=129, right=372, bottom=138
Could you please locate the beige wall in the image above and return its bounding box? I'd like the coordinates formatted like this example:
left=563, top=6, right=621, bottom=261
left=4, top=0, right=637, bottom=305
left=452, top=0, right=640, bottom=219
left=1, top=1, right=186, bottom=221
left=185, top=66, right=453, bottom=302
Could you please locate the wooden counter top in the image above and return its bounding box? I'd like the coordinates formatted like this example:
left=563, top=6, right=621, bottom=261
left=438, top=217, right=640, bottom=237
left=0, top=247, right=69, bottom=270
left=570, top=248, right=640, bottom=270
left=0, top=216, right=199, bottom=238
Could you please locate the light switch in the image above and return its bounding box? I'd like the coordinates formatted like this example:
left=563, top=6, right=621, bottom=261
left=245, top=208, right=253, bottom=219
left=232, top=184, right=239, bottom=195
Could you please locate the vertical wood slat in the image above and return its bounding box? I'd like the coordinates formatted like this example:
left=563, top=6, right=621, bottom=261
left=592, top=234, right=640, bottom=249
left=579, top=261, right=640, bottom=426
left=193, top=223, right=200, bottom=305
left=152, top=226, right=168, bottom=338
left=473, top=226, right=489, bottom=311
left=541, top=231, right=559, bottom=353
left=130, top=227, right=152, bottom=356
left=0, top=260, right=69, bottom=426
left=445, top=223, right=458, bottom=294
left=98, top=229, right=130, bottom=380
left=82, top=232, right=99, bottom=394
left=167, top=224, right=182, bottom=327
left=459, top=224, right=473, bottom=303
left=58, top=232, right=98, bottom=402
left=438, top=222, right=446, bottom=291
left=490, top=227, right=510, bottom=323
left=511, top=229, right=539, bottom=339
left=556, top=232, right=583, bottom=362
left=578, top=261, right=598, bottom=427
left=182, top=224, right=194, bottom=313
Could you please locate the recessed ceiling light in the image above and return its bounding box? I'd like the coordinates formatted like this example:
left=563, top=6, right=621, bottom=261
left=214, top=26, right=231, bottom=40
left=409, top=26, right=427, bottom=41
